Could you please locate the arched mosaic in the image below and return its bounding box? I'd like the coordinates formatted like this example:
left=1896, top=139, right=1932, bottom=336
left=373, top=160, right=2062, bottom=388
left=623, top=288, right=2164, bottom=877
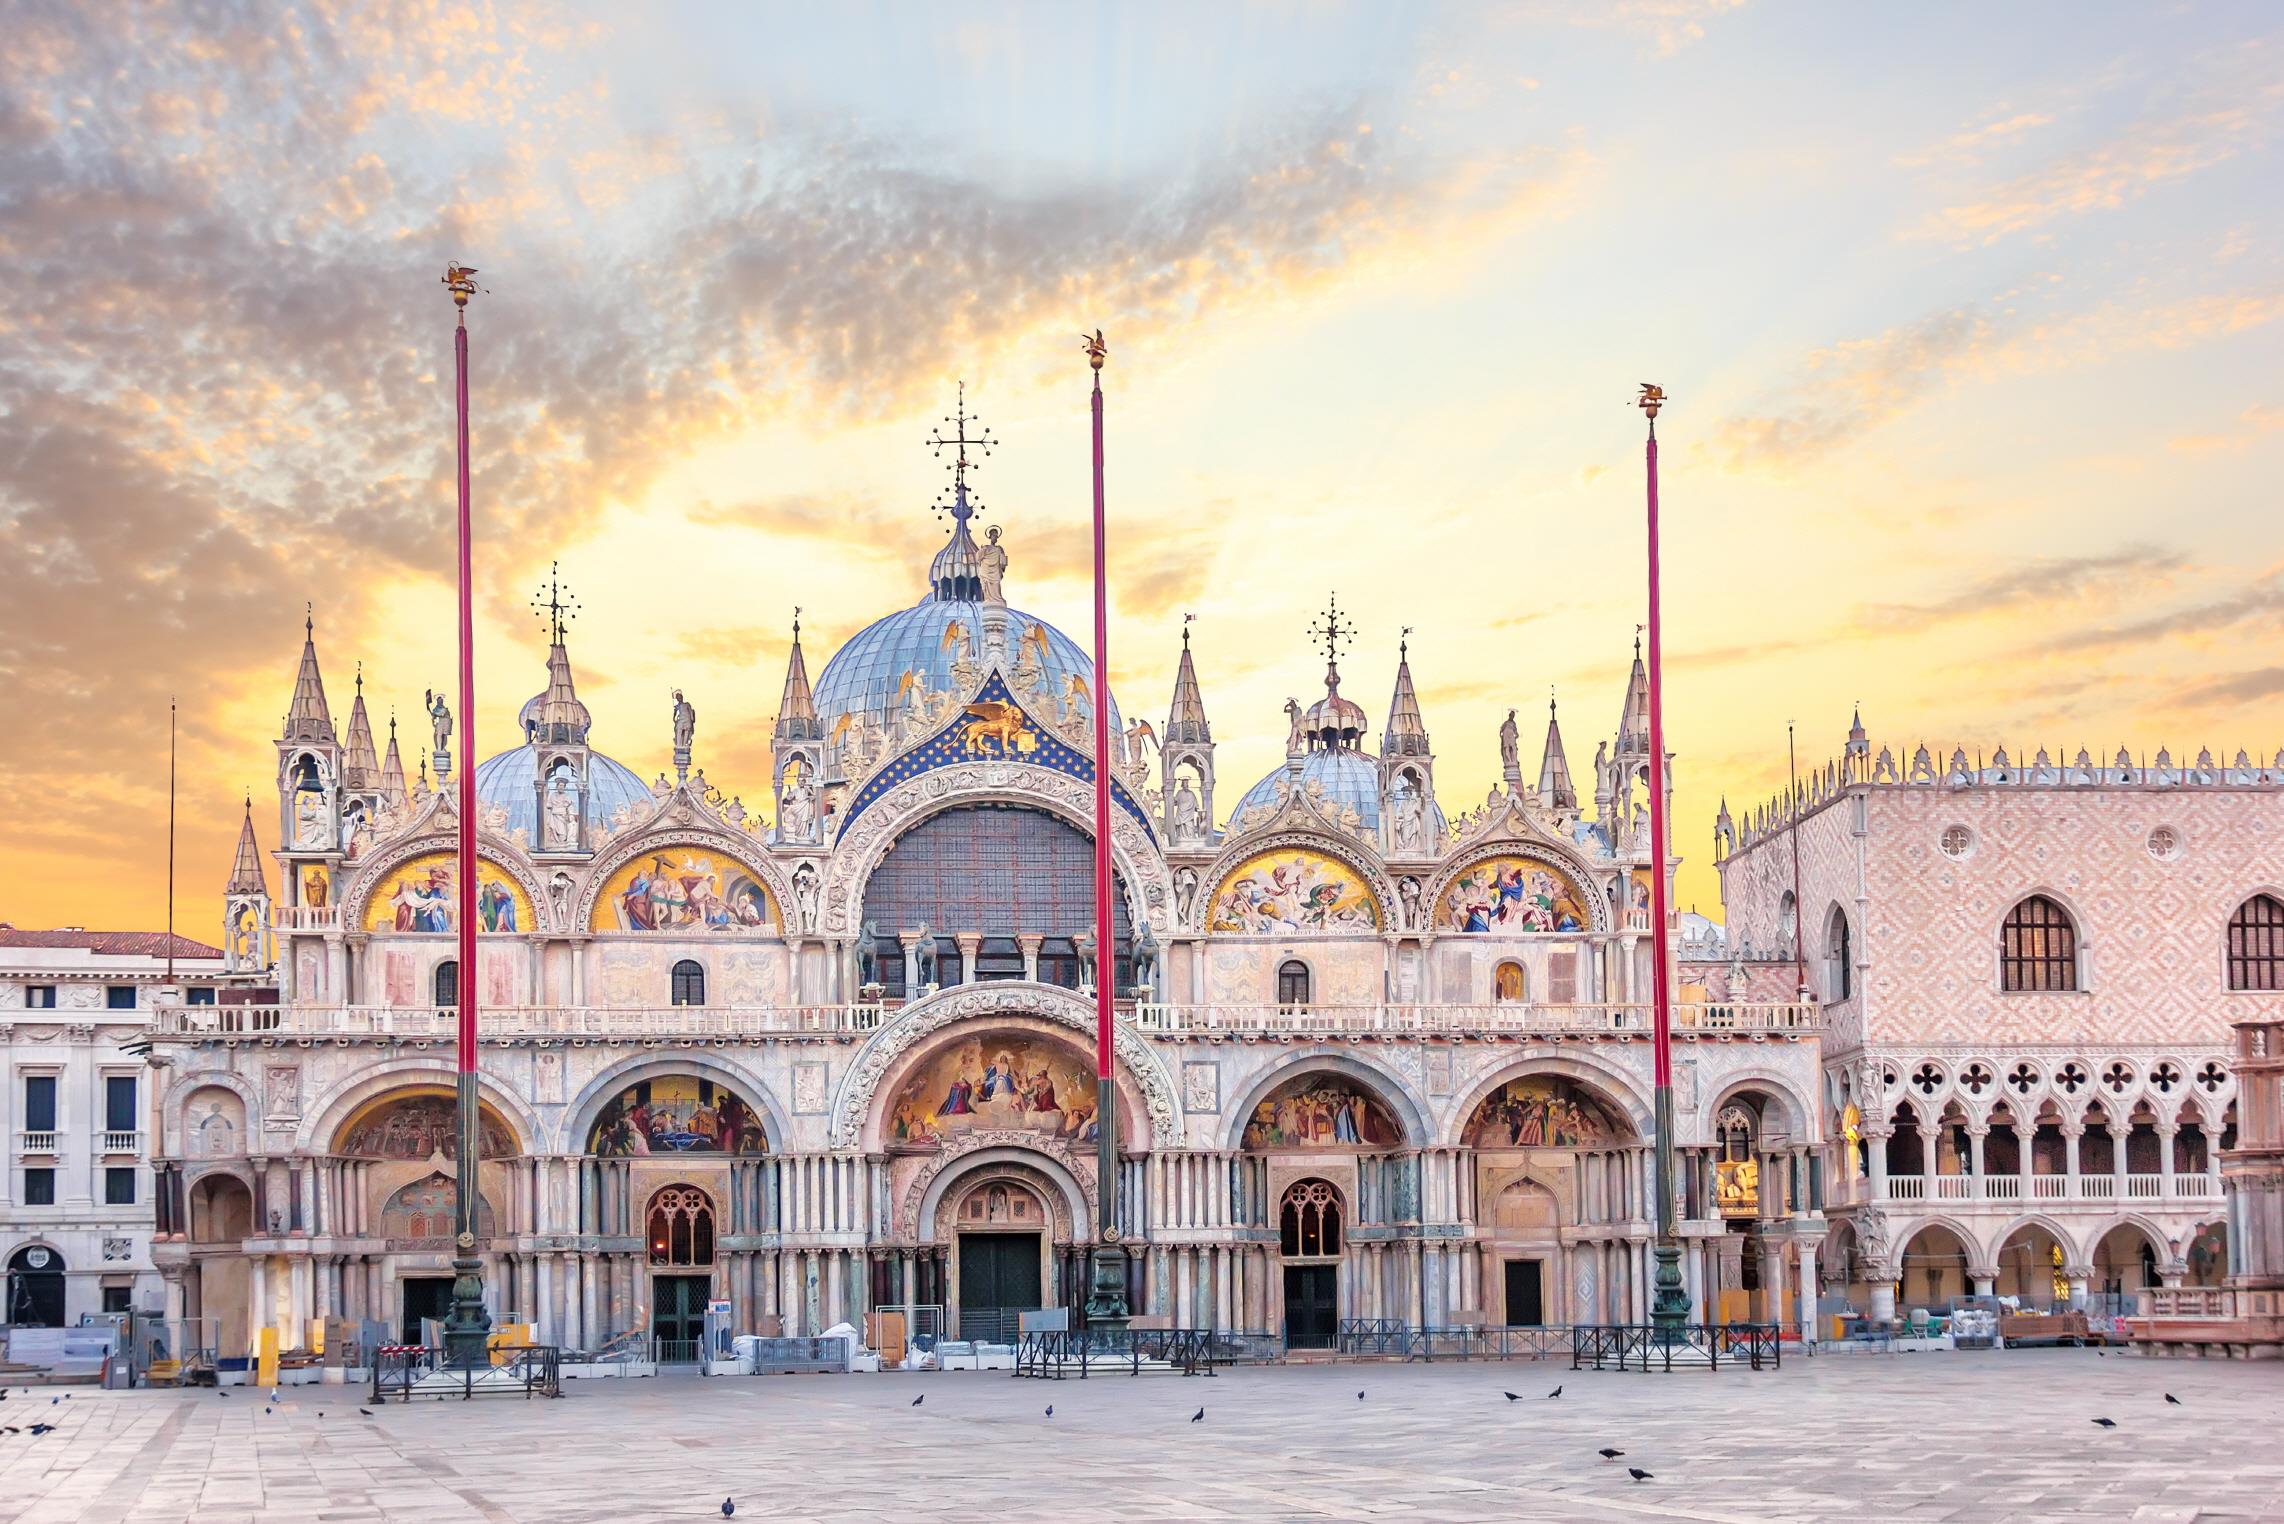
left=333, top=1089, right=520, bottom=1160
left=1463, top=1076, right=1626, bottom=1148
left=1437, top=855, right=1588, bottom=933
left=381, top=1172, right=497, bottom=1245
left=359, top=851, right=533, bottom=934
left=887, top=1033, right=1100, bottom=1150
left=1241, top=1075, right=1402, bottom=1149
left=588, top=1075, right=771, bottom=1156
left=1207, top=847, right=1380, bottom=934
left=590, top=849, right=774, bottom=932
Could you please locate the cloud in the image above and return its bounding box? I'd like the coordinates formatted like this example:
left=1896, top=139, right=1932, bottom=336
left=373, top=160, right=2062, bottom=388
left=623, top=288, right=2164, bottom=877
left=1859, top=546, right=2183, bottom=631
left=2175, top=665, right=2284, bottom=706
left=0, top=3, right=1586, bottom=928
left=1894, top=110, right=2056, bottom=170
left=1716, top=306, right=2000, bottom=467
left=1908, top=52, right=2282, bottom=246
left=2024, top=570, right=2284, bottom=656
left=1515, top=0, right=1752, bottom=56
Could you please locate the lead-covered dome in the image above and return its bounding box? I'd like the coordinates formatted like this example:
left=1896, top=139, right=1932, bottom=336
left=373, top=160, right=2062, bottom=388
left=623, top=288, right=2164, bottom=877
left=1233, top=748, right=1386, bottom=832
left=473, top=745, right=654, bottom=840
left=810, top=489, right=1119, bottom=779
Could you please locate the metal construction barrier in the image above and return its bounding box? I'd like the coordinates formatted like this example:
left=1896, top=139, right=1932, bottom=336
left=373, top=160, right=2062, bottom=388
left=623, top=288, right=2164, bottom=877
left=747, top=1336, right=851, bottom=1374
left=370, top=1343, right=563, bottom=1402
left=1570, top=1324, right=1782, bottom=1372
left=1013, top=1328, right=1223, bottom=1378
left=1337, top=1320, right=1571, bottom=1361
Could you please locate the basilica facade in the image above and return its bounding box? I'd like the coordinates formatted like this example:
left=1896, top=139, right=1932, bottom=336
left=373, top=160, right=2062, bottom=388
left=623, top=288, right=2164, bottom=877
left=144, top=467, right=1833, bottom=1359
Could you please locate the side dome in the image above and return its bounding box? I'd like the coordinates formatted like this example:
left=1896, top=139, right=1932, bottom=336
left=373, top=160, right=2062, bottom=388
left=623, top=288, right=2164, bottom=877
left=810, top=599, right=1120, bottom=779
left=1232, top=749, right=1388, bottom=832
left=473, top=746, right=655, bottom=840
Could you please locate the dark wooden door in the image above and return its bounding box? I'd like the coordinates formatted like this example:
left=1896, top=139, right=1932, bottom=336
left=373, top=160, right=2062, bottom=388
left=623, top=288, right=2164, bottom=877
left=1504, top=1259, right=1545, bottom=1326
left=1284, top=1264, right=1337, bottom=1348
left=399, top=1276, right=453, bottom=1343
left=958, top=1233, right=1042, bottom=1342
left=652, top=1274, right=711, bottom=1359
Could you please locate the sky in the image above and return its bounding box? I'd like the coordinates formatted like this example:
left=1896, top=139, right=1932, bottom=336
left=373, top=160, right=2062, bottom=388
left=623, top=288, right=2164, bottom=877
left=2, top=0, right=2280, bottom=940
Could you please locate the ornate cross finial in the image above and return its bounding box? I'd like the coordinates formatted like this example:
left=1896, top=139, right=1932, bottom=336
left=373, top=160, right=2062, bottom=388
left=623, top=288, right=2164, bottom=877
left=927, top=381, right=995, bottom=523
left=355, top=660, right=363, bottom=696
left=531, top=561, right=579, bottom=645
left=305, top=602, right=313, bottom=638
left=1182, top=611, right=1195, bottom=649
left=1636, top=381, right=1667, bottom=439
left=1400, top=624, right=1413, bottom=659
left=1309, top=593, right=1356, bottom=668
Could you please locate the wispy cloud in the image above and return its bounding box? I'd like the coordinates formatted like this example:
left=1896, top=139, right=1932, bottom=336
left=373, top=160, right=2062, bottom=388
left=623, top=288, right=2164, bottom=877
left=1716, top=306, right=2000, bottom=467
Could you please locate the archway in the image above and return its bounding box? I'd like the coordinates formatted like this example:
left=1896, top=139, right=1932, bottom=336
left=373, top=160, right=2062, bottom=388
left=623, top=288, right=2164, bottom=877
left=945, top=1176, right=1051, bottom=1344
left=1278, top=1179, right=1345, bottom=1350
left=185, top=1174, right=254, bottom=1359
left=5, top=1246, right=65, bottom=1328
left=1995, top=1222, right=2070, bottom=1307
left=1898, top=1223, right=1971, bottom=1311
left=1461, top=1067, right=1638, bottom=1326
left=2091, top=1222, right=2161, bottom=1299
left=645, top=1184, right=718, bottom=1362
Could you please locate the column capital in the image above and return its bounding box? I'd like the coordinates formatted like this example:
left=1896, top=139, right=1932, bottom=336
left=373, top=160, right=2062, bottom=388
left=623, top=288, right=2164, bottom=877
left=1966, top=1263, right=2000, bottom=1281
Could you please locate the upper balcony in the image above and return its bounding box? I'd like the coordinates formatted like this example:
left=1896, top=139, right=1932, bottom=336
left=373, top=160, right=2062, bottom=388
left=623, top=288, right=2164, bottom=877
left=147, top=996, right=1820, bottom=1044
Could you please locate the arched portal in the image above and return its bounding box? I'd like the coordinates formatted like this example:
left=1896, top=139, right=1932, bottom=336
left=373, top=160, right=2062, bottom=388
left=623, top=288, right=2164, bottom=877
left=1278, top=1179, right=1345, bottom=1350
left=944, top=1176, right=1051, bottom=1344
left=1462, top=1068, right=1639, bottom=1327
left=5, top=1246, right=65, bottom=1328
left=1995, top=1222, right=2070, bottom=1307
left=644, top=1184, right=719, bottom=1363
left=857, top=803, right=1133, bottom=997
left=2091, top=1222, right=2160, bottom=1298
left=1898, top=1224, right=1972, bottom=1310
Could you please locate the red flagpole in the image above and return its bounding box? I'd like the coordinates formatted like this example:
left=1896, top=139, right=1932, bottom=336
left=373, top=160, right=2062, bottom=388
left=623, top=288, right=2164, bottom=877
left=442, top=264, right=492, bottom=1365
left=1639, top=383, right=1688, bottom=1334
left=1081, top=329, right=1130, bottom=1328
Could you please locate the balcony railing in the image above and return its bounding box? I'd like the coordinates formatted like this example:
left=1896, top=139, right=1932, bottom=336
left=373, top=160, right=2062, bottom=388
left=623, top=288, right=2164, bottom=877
left=16, top=1131, right=57, bottom=1155
left=1134, top=1000, right=1820, bottom=1038
left=152, top=1003, right=889, bottom=1040
left=274, top=905, right=340, bottom=932
left=151, top=997, right=1818, bottom=1042
left=1874, top=1173, right=2222, bottom=1204
left=101, top=1130, right=142, bottom=1155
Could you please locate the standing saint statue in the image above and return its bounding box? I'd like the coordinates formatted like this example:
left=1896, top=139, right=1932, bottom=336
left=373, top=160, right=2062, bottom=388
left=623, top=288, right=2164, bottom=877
left=671, top=689, right=697, bottom=751
left=978, top=525, right=1009, bottom=604
left=425, top=689, right=453, bottom=756
left=1499, top=709, right=1520, bottom=774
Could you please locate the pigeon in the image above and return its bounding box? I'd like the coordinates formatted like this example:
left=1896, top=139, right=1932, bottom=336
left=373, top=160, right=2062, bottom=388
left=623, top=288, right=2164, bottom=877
left=218, top=1390, right=229, bottom=1398
left=1627, top=1467, right=1653, bottom=1482
left=2165, top=1394, right=2182, bottom=1406
left=1356, top=1390, right=1365, bottom=1400
left=2, top=1426, right=16, bottom=1435
left=911, top=1394, right=925, bottom=1407
left=1598, top=1448, right=1625, bottom=1460
left=357, top=1408, right=374, bottom=1418
left=1503, top=1392, right=1521, bottom=1402
left=1191, top=1407, right=1205, bottom=1423
left=49, top=1399, right=57, bottom=1407
left=2091, top=1418, right=2117, bottom=1428
left=265, top=1407, right=273, bottom=1416
left=1045, top=1406, right=1053, bottom=1417
left=1547, top=1386, right=1563, bottom=1399
left=29, top=1424, right=55, bottom=1437
left=722, top=1501, right=735, bottom=1518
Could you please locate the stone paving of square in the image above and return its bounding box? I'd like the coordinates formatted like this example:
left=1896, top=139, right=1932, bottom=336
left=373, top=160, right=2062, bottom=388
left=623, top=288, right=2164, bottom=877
left=0, top=1350, right=2278, bottom=1524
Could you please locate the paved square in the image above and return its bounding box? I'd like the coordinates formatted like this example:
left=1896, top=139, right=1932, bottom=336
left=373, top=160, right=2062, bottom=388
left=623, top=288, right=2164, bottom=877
left=1, top=1351, right=2279, bottom=1523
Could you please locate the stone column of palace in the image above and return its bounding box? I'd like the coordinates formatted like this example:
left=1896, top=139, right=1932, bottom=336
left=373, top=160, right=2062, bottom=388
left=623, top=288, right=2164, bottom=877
left=1795, top=1238, right=1820, bottom=1343
left=953, top=933, right=980, bottom=989
left=2108, top=1120, right=2129, bottom=1201
left=1018, top=935, right=1043, bottom=984
left=2158, top=1122, right=2179, bottom=1200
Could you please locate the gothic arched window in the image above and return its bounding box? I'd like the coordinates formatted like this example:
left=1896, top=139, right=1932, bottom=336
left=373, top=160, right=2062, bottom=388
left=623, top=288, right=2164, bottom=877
left=670, top=960, right=706, bottom=1007
left=432, top=960, right=458, bottom=1010
left=1276, top=960, right=1311, bottom=1007
left=2226, top=894, right=2284, bottom=991
left=1279, top=1178, right=1342, bottom=1257
left=1825, top=905, right=1852, bottom=1000
left=646, top=1185, right=715, bottom=1266
left=2000, top=896, right=2078, bottom=992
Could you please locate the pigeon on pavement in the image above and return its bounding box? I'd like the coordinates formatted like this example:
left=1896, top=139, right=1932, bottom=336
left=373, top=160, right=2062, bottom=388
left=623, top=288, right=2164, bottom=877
left=911, top=1394, right=925, bottom=1407
left=1191, top=1407, right=1205, bottom=1423
left=721, top=1500, right=735, bottom=1518
left=1598, top=1448, right=1625, bottom=1460
left=2091, top=1418, right=2117, bottom=1428
left=1627, top=1467, right=1652, bottom=1482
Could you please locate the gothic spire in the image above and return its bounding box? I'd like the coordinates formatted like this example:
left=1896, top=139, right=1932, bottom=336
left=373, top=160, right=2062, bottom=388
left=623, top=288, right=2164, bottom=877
left=1614, top=631, right=1650, bottom=757
left=1381, top=627, right=1430, bottom=758
left=1165, top=615, right=1211, bottom=745
left=225, top=796, right=268, bottom=896
left=379, top=712, right=410, bottom=813
left=341, top=664, right=380, bottom=789
left=1538, top=694, right=1576, bottom=810
left=775, top=608, right=820, bottom=742
left=282, top=606, right=336, bottom=744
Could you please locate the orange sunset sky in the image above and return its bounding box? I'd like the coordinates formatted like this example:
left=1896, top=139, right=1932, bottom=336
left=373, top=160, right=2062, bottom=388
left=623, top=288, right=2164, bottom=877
left=1, top=2, right=2279, bottom=941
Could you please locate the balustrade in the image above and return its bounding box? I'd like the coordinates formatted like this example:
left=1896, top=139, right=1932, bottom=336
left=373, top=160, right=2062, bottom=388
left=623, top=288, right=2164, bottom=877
left=1877, top=1173, right=2219, bottom=1204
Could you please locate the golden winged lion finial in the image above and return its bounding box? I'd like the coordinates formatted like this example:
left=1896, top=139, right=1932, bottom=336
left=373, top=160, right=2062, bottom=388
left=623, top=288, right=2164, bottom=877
left=1081, top=329, right=1107, bottom=371
left=442, top=264, right=484, bottom=308
left=1635, top=382, right=1666, bottom=419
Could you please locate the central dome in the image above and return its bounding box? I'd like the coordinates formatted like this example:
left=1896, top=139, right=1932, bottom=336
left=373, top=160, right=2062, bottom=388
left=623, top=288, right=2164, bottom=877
left=811, top=597, right=1121, bottom=779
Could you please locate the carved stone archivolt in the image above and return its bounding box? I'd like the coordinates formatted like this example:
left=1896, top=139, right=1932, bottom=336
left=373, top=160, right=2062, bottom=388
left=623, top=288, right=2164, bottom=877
left=339, top=828, right=553, bottom=934
left=900, top=1136, right=1087, bottom=1241
left=817, top=762, right=1171, bottom=938
left=827, top=981, right=1180, bottom=1149
left=1185, top=826, right=1401, bottom=935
